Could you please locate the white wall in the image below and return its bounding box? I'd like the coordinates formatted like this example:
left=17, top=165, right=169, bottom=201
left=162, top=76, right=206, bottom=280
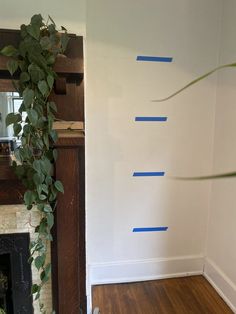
left=86, top=0, right=222, bottom=298
left=2, top=2, right=236, bottom=314
left=205, top=1, right=236, bottom=311
left=0, top=1, right=86, bottom=35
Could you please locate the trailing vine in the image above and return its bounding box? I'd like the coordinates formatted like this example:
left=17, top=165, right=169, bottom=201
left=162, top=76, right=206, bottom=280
left=0, top=14, right=69, bottom=312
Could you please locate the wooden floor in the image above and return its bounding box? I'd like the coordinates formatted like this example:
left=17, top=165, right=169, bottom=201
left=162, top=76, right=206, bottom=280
left=92, top=276, right=233, bottom=314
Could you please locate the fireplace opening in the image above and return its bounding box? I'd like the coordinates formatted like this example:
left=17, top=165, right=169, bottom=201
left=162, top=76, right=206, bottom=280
left=0, top=254, right=13, bottom=313
left=0, top=233, right=33, bottom=313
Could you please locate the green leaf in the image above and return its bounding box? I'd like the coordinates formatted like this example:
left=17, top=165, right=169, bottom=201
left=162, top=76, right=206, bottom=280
left=31, top=14, right=43, bottom=27
left=33, top=173, right=44, bottom=185
left=20, top=24, right=28, bottom=38
left=34, top=254, right=46, bottom=270
left=28, top=63, right=44, bottom=83
left=47, top=55, right=55, bottom=65
left=61, top=33, right=69, bottom=52
left=43, top=158, right=52, bottom=174
left=38, top=194, right=46, bottom=200
left=24, top=190, right=36, bottom=206
left=46, top=213, right=54, bottom=229
left=43, top=204, right=53, bottom=213
left=53, top=149, right=58, bottom=161
left=23, top=88, right=34, bottom=107
left=46, top=233, right=53, bottom=241
left=39, top=218, right=47, bottom=234
left=31, top=284, right=40, bottom=294
left=26, top=24, right=40, bottom=40
left=153, top=62, right=236, bottom=102
left=49, top=130, right=58, bottom=143
left=20, top=71, right=30, bottom=83
left=20, top=147, right=32, bottom=159
left=33, top=160, right=41, bottom=173
left=28, top=256, right=34, bottom=264
left=42, top=184, right=48, bottom=194
left=27, top=108, right=38, bottom=125
left=5, top=113, right=21, bottom=126
left=49, top=185, right=57, bottom=202
left=47, top=74, right=54, bottom=89
left=49, top=101, right=57, bottom=112
left=0, top=45, right=18, bottom=57
left=45, top=176, right=52, bottom=185
left=54, top=180, right=64, bottom=193
left=45, top=263, right=51, bottom=277
left=13, top=123, right=22, bottom=136
left=38, top=80, right=49, bottom=96
left=43, top=133, right=49, bottom=149
left=40, top=36, right=51, bottom=50
left=40, top=270, right=47, bottom=283
left=7, top=59, right=18, bottom=75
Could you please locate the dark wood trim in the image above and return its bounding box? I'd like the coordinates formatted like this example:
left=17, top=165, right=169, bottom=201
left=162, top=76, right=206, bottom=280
left=0, top=158, right=24, bottom=204
left=0, top=79, right=15, bottom=91
left=0, top=158, right=17, bottom=180
left=0, top=180, right=24, bottom=204
left=0, top=29, right=86, bottom=314
left=52, top=136, right=86, bottom=313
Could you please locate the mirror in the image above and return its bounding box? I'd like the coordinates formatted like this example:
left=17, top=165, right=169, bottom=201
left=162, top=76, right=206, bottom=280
left=0, top=92, right=23, bottom=157
left=0, top=92, right=24, bottom=137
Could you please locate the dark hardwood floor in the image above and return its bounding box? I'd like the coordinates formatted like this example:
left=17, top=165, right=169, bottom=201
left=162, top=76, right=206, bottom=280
left=92, top=275, right=233, bottom=314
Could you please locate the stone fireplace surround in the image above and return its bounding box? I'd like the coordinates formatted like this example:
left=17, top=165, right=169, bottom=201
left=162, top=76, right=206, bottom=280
left=0, top=204, right=52, bottom=313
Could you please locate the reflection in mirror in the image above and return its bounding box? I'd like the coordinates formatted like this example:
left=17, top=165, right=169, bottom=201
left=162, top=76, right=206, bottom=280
left=0, top=92, right=23, bottom=157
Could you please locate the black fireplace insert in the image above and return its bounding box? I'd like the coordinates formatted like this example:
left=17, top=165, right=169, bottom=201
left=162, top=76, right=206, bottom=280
left=0, top=233, right=33, bottom=313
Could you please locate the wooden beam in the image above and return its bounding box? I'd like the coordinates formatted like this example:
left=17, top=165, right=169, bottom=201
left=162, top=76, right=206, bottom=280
left=53, top=121, right=84, bottom=131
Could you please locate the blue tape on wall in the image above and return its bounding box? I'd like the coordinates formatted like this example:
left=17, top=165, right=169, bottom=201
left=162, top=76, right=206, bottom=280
left=136, top=56, right=173, bottom=62
left=135, top=117, right=167, bottom=122
left=133, top=227, right=168, bottom=232
left=133, top=172, right=165, bottom=177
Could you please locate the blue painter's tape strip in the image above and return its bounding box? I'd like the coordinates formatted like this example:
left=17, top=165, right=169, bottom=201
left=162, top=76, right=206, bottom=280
left=135, top=117, right=167, bottom=122
left=136, top=56, right=173, bottom=63
left=133, top=227, right=168, bottom=232
left=133, top=172, right=165, bottom=177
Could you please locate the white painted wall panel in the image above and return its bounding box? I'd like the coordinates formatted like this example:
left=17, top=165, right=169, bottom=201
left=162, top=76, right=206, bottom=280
left=86, top=0, right=221, bottom=285
left=206, top=0, right=236, bottom=308
left=0, top=0, right=86, bottom=35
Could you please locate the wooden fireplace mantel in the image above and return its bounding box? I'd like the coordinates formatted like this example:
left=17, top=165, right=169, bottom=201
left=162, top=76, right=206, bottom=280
left=0, top=29, right=86, bottom=313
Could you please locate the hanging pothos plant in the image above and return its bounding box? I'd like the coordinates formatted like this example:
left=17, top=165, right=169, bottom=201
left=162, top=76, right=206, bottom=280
left=0, top=14, right=69, bottom=312
left=153, top=61, right=236, bottom=180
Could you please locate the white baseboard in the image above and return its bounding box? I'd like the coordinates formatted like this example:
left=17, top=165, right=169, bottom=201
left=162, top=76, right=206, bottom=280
left=89, top=255, right=204, bottom=285
left=87, top=255, right=204, bottom=313
left=87, top=256, right=236, bottom=314
left=204, top=258, right=236, bottom=313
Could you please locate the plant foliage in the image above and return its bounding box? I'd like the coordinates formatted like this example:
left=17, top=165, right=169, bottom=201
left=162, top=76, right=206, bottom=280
left=0, top=14, right=69, bottom=312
